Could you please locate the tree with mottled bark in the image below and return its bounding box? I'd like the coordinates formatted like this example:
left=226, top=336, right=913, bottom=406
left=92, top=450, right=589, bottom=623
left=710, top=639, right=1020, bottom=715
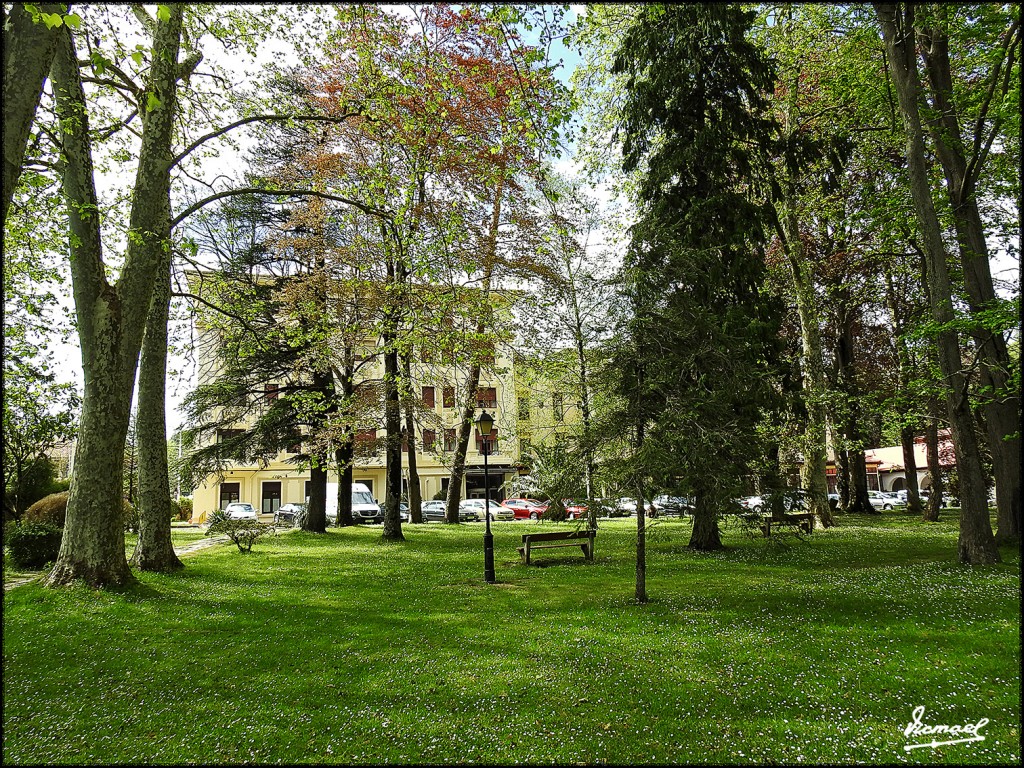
left=874, top=2, right=1000, bottom=564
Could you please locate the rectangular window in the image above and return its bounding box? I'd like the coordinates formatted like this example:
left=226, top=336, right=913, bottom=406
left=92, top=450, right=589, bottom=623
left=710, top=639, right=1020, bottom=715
left=476, top=386, right=497, bottom=409
left=553, top=393, right=564, bottom=422
left=261, top=481, right=281, bottom=515
left=304, top=480, right=312, bottom=502
left=443, top=428, right=457, bottom=452
left=518, top=397, right=530, bottom=420
left=264, top=383, right=279, bottom=402
left=422, top=386, right=435, bottom=408
left=219, top=482, right=240, bottom=508
left=475, top=427, right=499, bottom=454
left=443, top=386, right=455, bottom=409
left=286, top=430, right=302, bottom=455
left=420, top=346, right=434, bottom=363
left=356, top=428, right=378, bottom=445
left=422, top=429, right=436, bottom=450
left=217, top=428, right=244, bottom=443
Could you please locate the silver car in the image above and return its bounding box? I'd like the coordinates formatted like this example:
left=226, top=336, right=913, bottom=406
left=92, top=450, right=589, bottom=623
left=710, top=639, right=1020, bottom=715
left=868, top=490, right=904, bottom=511
left=458, top=499, right=514, bottom=521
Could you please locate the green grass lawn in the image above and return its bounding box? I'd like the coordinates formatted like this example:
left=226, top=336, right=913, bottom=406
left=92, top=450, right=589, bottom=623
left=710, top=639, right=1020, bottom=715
left=3, top=514, right=1019, bottom=765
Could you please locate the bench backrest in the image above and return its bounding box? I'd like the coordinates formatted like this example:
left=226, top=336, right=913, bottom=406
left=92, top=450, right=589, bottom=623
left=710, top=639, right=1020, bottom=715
left=522, top=530, right=595, bottom=543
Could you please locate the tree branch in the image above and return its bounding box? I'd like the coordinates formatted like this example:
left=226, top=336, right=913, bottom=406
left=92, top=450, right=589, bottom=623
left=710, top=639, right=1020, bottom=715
left=169, top=113, right=363, bottom=169
left=171, top=187, right=393, bottom=229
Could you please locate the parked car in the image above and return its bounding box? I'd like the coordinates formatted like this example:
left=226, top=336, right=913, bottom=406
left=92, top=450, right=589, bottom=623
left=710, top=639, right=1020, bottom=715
left=459, top=499, right=515, bottom=522
left=868, top=490, right=905, bottom=511
left=562, top=499, right=591, bottom=520
left=400, top=502, right=410, bottom=523
left=224, top=502, right=258, bottom=520
left=274, top=502, right=306, bottom=526
left=653, top=495, right=693, bottom=516
left=895, top=489, right=930, bottom=503
left=738, top=495, right=764, bottom=514
left=502, top=498, right=549, bottom=520
left=421, top=500, right=447, bottom=522
left=614, top=497, right=657, bottom=517
left=423, top=500, right=482, bottom=523
left=326, top=483, right=382, bottom=524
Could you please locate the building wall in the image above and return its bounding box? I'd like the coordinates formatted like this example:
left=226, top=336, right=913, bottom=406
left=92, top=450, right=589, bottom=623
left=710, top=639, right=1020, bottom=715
left=191, top=344, right=524, bottom=517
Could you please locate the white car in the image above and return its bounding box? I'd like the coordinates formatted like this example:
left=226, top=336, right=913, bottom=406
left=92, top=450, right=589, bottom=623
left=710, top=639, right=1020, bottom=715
left=868, top=490, right=904, bottom=511
left=458, top=499, right=515, bottom=521
left=224, top=502, right=258, bottom=520
left=615, top=497, right=656, bottom=516
left=738, top=495, right=764, bottom=514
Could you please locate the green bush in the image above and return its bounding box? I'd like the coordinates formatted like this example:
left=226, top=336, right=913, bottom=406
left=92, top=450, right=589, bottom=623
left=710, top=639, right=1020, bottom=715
left=6, top=522, right=63, bottom=568
left=176, top=497, right=193, bottom=522
left=24, top=492, right=69, bottom=528
left=23, top=492, right=137, bottom=532
left=206, top=516, right=275, bottom=553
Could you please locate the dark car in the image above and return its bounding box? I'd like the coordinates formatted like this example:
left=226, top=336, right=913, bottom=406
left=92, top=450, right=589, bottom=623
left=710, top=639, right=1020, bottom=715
left=274, top=502, right=307, bottom=527
left=653, top=495, right=693, bottom=516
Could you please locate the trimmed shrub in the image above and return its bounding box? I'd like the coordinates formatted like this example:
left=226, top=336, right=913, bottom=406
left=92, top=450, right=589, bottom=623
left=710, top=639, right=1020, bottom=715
left=24, top=492, right=69, bottom=528
left=23, top=492, right=139, bottom=532
left=206, top=516, right=275, bottom=553
left=7, top=522, right=63, bottom=568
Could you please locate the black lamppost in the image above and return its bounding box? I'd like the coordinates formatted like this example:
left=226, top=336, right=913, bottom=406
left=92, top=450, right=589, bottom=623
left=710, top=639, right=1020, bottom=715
left=477, top=410, right=495, bottom=584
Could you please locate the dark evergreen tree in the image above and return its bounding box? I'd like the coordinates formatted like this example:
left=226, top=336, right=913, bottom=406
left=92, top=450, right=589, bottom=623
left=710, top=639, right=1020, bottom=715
left=609, top=3, right=785, bottom=551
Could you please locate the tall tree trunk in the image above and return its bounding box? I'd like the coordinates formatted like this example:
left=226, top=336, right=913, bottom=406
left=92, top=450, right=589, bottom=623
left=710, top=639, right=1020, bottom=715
left=916, top=19, right=1021, bottom=544
left=777, top=21, right=832, bottom=529
left=634, top=423, right=647, bottom=604
left=836, top=311, right=873, bottom=514
left=132, top=241, right=182, bottom=571
left=446, top=366, right=481, bottom=524
left=300, top=368, right=331, bottom=533
left=786, top=224, right=832, bottom=527
left=445, top=172, right=504, bottom=524
left=923, top=402, right=944, bottom=521
left=2, top=3, right=62, bottom=225
left=47, top=10, right=185, bottom=587
left=688, top=489, right=724, bottom=551
left=875, top=2, right=999, bottom=564
left=900, top=425, right=923, bottom=516
left=334, top=358, right=356, bottom=526
left=381, top=316, right=404, bottom=541
left=335, top=441, right=355, bottom=527
left=884, top=268, right=923, bottom=517
left=306, top=463, right=328, bottom=533
left=402, top=349, right=422, bottom=523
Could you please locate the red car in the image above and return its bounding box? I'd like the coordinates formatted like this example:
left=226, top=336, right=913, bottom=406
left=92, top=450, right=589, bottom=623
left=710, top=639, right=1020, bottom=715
left=563, top=500, right=588, bottom=520
left=502, top=498, right=549, bottom=520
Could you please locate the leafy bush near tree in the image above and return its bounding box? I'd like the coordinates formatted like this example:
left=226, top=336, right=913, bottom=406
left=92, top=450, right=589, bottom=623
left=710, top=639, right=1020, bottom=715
left=23, top=492, right=69, bottom=528
left=24, top=492, right=139, bottom=532
left=176, top=497, right=193, bottom=522
left=206, top=511, right=275, bottom=553
left=6, top=522, right=63, bottom=568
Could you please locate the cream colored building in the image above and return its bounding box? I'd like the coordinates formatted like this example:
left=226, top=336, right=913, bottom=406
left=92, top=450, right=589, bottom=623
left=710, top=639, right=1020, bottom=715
left=190, top=300, right=529, bottom=518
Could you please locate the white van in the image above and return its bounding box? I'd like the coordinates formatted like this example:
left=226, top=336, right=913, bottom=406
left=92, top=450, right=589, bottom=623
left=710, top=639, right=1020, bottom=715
left=325, top=482, right=383, bottom=524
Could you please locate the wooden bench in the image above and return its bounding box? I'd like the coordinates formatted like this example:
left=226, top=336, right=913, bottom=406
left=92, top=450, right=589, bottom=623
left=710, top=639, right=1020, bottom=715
left=519, top=529, right=596, bottom=565
left=759, top=513, right=815, bottom=537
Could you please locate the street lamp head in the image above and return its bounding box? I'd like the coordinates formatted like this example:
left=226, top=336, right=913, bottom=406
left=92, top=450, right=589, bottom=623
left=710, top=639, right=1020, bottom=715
left=476, top=410, right=494, bottom=437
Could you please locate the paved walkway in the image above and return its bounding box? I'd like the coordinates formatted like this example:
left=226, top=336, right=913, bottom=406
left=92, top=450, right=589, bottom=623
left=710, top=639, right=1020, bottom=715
left=3, top=531, right=231, bottom=592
